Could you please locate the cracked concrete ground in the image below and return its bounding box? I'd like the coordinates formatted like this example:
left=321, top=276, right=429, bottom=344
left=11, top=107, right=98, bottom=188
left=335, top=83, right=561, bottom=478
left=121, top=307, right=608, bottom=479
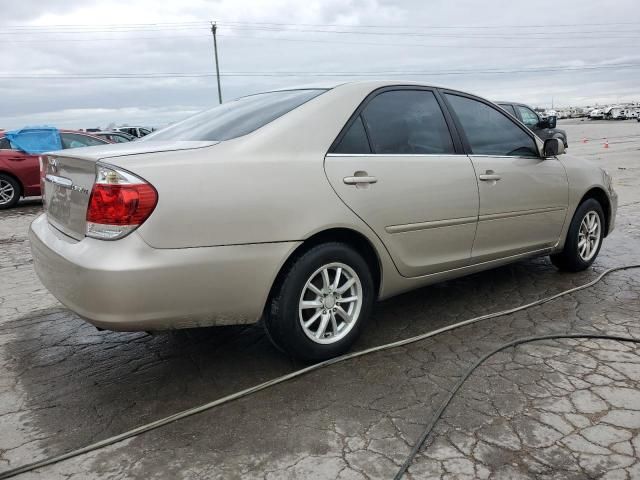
left=0, top=120, right=639, bottom=479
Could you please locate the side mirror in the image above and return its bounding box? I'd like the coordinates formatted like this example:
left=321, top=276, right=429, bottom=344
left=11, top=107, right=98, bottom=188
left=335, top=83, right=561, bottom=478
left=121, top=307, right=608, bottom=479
left=543, top=138, right=565, bottom=157
left=538, top=116, right=557, bottom=129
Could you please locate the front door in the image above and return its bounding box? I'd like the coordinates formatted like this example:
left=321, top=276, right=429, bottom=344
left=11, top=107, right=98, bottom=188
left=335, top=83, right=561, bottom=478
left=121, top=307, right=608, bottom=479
left=325, top=88, right=479, bottom=277
left=442, top=93, right=568, bottom=262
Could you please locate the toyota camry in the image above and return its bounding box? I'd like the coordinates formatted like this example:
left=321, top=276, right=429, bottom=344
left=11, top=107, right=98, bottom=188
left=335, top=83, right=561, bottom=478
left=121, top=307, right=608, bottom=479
left=30, top=81, right=617, bottom=360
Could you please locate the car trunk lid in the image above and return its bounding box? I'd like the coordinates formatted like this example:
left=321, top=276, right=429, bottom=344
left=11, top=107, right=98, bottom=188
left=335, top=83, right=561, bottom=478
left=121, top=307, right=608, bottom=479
left=43, top=141, right=217, bottom=240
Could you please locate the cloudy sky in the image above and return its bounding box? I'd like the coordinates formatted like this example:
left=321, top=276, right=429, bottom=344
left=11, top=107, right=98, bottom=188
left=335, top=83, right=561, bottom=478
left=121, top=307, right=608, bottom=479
left=1, top=0, right=639, bottom=129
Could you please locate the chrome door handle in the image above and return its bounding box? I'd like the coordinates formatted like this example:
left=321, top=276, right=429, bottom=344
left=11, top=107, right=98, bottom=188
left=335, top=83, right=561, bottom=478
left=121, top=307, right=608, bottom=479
left=479, top=173, right=501, bottom=181
left=343, top=176, right=378, bottom=185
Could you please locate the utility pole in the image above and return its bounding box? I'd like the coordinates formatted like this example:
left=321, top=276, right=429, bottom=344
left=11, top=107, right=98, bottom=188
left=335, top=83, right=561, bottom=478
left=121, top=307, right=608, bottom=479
left=211, top=22, right=223, bottom=104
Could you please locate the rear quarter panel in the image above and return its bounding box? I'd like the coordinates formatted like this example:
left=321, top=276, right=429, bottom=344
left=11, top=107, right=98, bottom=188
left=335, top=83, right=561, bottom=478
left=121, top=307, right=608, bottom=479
left=108, top=84, right=382, bottom=249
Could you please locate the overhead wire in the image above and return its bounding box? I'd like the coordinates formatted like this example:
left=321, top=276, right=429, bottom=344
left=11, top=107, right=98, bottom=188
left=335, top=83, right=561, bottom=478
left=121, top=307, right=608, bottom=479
left=0, top=62, right=638, bottom=80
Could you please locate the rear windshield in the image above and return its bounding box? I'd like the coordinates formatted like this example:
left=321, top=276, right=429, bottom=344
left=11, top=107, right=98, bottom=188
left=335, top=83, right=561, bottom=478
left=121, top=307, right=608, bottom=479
left=143, top=89, right=326, bottom=142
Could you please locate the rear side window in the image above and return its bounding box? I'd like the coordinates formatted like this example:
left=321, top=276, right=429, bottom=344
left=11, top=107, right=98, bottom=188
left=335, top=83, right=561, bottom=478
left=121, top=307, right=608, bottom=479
left=144, top=89, right=326, bottom=142
left=0, top=137, right=12, bottom=149
left=445, top=94, right=538, bottom=157
left=361, top=90, right=455, bottom=154
left=333, top=115, right=371, bottom=154
left=498, top=104, right=517, bottom=117
left=60, top=133, right=107, bottom=148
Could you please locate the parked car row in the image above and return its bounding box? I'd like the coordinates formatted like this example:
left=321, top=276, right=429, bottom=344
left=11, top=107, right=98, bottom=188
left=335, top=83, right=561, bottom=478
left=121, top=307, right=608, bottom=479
left=28, top=81, right=616, bottom=361
left=0, top=129, right=109, bottom=209
left=496, top=101, right=568, bottom=147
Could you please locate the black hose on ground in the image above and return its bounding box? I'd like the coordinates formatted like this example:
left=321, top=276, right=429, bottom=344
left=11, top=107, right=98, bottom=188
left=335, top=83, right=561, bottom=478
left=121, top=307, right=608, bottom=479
left=394, top=333, right=640, bottom=479
left=0, top=264, right=638, bottom=479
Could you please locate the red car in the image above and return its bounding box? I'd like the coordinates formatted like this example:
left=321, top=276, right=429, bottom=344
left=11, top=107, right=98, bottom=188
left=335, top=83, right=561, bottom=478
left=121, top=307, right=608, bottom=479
left=0, top=130, right=109, bottom=209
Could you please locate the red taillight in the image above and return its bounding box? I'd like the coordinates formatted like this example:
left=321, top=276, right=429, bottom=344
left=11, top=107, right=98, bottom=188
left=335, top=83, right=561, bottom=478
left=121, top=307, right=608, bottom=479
left=85, top=165, right=157, bottom=240
left=87, top=183, right=157, bottom=225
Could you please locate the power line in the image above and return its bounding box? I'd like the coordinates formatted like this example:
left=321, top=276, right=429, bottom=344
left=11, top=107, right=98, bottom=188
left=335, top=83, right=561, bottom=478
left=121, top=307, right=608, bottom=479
left=3, top=19, right=640, bottom=30
left=1, top=24, right=639, bottom=40
left=0, top=63, right=638, bottom=80
left=2, top=32, right=632, bottom=50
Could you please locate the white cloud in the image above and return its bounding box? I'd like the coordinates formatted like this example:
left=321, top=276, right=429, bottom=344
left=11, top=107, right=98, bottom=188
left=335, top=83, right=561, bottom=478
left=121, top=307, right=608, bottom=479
left=0, top=0, right=639, bottom=129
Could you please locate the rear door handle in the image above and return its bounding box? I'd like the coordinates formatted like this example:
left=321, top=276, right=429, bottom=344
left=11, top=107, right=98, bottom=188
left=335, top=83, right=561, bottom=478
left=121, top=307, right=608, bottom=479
left=479, top=172, right=501, bottom=181
left=343, top=175, right=378, bottom=185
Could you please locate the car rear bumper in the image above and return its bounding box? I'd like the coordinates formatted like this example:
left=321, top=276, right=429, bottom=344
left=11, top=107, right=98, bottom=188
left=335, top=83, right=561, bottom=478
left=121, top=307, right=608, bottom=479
left=29, top=214, right=299, bottom=331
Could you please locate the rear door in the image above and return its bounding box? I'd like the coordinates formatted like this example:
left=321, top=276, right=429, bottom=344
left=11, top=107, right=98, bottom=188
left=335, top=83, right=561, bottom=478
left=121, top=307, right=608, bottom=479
left=442, top=92, right=568, bottom=262
left=325, top=87, right=479, bottom=277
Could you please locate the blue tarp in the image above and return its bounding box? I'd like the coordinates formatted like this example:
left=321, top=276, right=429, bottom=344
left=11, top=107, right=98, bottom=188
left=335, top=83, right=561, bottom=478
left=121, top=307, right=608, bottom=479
left=4, top=126, right=62, bottom=154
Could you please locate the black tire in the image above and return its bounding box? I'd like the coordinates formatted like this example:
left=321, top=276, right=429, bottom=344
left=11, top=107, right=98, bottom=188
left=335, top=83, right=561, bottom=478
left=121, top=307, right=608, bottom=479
left=0, top=174, right=21, bottom=210
left=550, top=198, right=605, bottom=272
left=264, top=242, right=375, bottom=362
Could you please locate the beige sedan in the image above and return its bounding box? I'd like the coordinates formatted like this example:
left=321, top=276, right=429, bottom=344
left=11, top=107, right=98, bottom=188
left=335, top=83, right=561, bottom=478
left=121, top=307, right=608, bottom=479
left=30, top=81, right=617, bottom=360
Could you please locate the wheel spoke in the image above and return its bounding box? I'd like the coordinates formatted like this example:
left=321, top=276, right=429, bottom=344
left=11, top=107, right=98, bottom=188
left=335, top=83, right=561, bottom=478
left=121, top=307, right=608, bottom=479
left=300, top=300, right=322, bottom=309
left=330, top=311, right=338, bottom=335
left=307, top=283, right=323, bottom=296
left=304, top=310, right=323, bottom=328
left=315, top=312, right=331, bottom=339
left=336, top=277, right=356, bottom=294
left=335, top=306, right=352, bottom=323
left=337, top=295, right=358, bottom=304
left=321, top=269, right=331, bottom=290
left=332, top=267, right=342, bottom=291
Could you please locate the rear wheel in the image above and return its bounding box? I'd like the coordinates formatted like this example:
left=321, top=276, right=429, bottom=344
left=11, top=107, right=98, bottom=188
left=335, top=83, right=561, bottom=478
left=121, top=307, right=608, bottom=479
left=264, top=242, right=374, bottom=361
left=550, top=198, right=604, bottom=272
left=0, top=174, right=20, bottom=209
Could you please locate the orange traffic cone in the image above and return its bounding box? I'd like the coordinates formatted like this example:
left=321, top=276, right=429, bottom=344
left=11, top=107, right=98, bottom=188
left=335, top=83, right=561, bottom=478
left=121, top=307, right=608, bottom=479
left=604, top=139, right=609, bottom=149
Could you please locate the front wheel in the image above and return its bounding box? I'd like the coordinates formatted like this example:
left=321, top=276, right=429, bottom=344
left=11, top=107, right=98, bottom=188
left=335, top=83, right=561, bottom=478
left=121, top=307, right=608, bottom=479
left=264, top=242, right=374, bottom=362
left=550, top=198, right=605, bottom=272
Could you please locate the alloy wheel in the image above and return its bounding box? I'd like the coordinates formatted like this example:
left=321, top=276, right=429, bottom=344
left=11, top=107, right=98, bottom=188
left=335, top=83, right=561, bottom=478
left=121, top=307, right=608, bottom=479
left=578, top=210, right=601, bottom=261
left=298, top=262, right=363, bottom=345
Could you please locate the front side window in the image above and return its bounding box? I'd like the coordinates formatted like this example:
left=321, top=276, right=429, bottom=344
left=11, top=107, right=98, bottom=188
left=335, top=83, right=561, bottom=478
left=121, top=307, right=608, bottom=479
left=61, top=133, right=107, bottom=149
left=445, top=94, right=538, bottom=157
left=516, top=105, right=540, bottom=128
left=360, top=90, right=454, bottom=155
left=145, top=89, right=326, bottom=142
